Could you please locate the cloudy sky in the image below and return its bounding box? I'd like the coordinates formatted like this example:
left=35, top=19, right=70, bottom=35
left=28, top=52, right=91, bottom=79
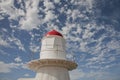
left=0, top=0, right=120, bottom=80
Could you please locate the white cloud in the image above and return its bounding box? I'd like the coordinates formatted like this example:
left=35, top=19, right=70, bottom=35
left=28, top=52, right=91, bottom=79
left=79, top=41, right=88, bottom=51
left=44, top=0, right=55, bottom=11
left=0, top=0, right=25, bottom=20
left=82, top=29, right=94, bottom=39
left=19, top=0, right=40, bottom=31
left=0, top=61, right=12, bottom=73
left=29, top=43, right=40, bottom=53
left=0, top=36, right=9, bottom=47
left=0, top=15, right=4, bottom=20
left=70, top=69, right=120, bottom=80
left=46, top=22, right=59, bottom=30
left=61, top=19, right=120, bottom=70
left=70, top=69, right=95, bottom=80
left=71, top=9, right=81, bottom=20
left=7, top=36, right=25, bottom=51
left=86, top=0, right=94, bottom=9
left=44, top=10, right=56, bottom=22
left=61, top=26, right=70, bottom=35
left=24, top=73, right=30, bottom=77
left=0, top=29, right=26, bottom=52
left=0, top=61, right=29, bottom=73
left=0, top=0, right=14, bottom=19
left=67, top=9, right=89, bottom=20
left=0, top=0, right=41, bottom=31
left=0, top=29, right=10, bottom=47
left=0, top=49, right=8, bottom=55
left=70, top=69, right=85, bottom=80
left=54, top=0, right=60, bottom=4
left=66, top=53, right=76, bottom=61
left=14, top=57, right=22, bottom=62
left=107, top=40, right=120, bottom=50
left=74, top=0, right=93, bottom=10
left=0, top=61, right=20, bottom=73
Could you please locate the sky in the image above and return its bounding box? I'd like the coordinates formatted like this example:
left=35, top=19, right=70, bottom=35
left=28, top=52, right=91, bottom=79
left=0, top=0, right=120, bottom=80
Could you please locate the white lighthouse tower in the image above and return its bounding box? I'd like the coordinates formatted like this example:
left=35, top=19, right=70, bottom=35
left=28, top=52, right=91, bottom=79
left=19, top=30, right=77, bottom=80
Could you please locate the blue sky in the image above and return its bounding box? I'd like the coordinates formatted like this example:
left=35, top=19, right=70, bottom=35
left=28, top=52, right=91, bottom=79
left=0, top=0, right=120, bottom=80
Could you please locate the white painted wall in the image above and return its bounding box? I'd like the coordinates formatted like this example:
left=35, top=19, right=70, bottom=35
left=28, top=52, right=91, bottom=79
left=35, top=67, right=70, bottom=80
left=40, top=36, right=66, bottom=60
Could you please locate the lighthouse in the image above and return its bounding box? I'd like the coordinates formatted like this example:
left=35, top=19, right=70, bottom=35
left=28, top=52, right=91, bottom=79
left=18, top=30, right=77, bottom=80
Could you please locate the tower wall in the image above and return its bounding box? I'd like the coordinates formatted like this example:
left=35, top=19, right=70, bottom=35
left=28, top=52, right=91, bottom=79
left=40, top=36, right=66, bottom=60
left=18, top=30, right=77, bottom=80
left=35, top=67, right=70, bottom=80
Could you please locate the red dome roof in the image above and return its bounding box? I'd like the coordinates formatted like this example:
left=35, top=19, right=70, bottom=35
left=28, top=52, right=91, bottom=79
left=45, top=30, right=63, bottom=37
